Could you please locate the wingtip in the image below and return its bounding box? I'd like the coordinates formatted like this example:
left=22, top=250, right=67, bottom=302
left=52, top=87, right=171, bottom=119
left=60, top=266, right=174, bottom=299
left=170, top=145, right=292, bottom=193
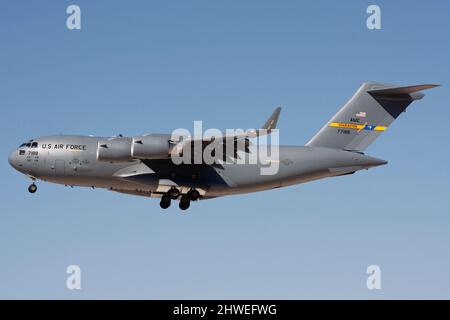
left=421, top=84, right=441, bottom=89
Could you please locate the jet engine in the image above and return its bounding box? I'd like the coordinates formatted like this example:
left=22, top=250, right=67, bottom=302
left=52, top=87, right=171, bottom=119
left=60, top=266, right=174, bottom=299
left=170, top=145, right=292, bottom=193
left=97, top=138, right=133, bottom=162
left=131, top=134, right=172, bottom=160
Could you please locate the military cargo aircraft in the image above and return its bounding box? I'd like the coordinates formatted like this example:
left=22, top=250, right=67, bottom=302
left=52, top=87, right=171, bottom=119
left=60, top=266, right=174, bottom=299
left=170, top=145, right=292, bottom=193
left=8, top=82, right=438, bottom=210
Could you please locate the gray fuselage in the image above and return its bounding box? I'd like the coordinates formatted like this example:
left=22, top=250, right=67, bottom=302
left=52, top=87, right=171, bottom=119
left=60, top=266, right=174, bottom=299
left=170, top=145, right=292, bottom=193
left=8, top=135, right=387, bottom=199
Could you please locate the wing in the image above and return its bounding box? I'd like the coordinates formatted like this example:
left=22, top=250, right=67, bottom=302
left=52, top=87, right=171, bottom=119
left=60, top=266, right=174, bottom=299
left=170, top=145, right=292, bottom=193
left=170, top=106, right=282, bottom=160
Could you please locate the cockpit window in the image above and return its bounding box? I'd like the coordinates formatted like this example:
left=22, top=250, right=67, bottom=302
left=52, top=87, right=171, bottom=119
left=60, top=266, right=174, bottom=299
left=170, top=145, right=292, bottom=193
left=31, top=142, right=38, bottom=148
left=19, top=143, right=26, bottom=148
left=25, top=143, right=31, bottom=147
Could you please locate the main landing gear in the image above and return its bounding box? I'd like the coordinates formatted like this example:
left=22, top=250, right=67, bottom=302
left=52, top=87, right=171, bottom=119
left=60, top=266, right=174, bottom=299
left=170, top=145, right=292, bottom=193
left=187, top=188, right=200, bottom=201
left=167, top=187, right=180, bottom=200
left=160, top=194, right=171, bottom=209
left=179, top=196, right=190, bottom=211
left=159, top=188, right=200, bottom=211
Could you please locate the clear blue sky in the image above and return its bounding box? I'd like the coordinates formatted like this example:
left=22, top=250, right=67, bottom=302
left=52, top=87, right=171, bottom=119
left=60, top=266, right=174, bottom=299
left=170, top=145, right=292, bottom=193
left=1, top=0, right=449, bottom=299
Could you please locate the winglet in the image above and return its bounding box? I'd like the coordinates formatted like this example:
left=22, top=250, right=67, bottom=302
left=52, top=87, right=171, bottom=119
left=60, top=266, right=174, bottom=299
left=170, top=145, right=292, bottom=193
left=245, top=106, right=282, bottom=138
left=262, top=106, right=282, bottom=131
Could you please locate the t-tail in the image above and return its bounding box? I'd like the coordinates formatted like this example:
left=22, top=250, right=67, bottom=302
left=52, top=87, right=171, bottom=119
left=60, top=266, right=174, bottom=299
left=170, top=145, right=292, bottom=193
left=306, top=82, right=439, bottom=152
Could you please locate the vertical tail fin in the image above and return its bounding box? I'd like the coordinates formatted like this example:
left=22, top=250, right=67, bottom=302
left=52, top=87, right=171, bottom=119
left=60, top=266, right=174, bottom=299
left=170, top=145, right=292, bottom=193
left=305, top=82, right=439, bottom=152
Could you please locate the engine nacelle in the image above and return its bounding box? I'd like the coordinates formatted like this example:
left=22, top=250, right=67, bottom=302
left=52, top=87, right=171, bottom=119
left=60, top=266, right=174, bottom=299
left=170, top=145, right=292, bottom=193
left=97, top=138, right=133, bottom=162
left=131, top=134, right=171, bottom=160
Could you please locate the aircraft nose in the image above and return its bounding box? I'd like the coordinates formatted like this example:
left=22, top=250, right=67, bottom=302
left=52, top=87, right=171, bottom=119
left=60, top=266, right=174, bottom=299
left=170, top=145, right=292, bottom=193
left=8, top=150, right=18, bottom=169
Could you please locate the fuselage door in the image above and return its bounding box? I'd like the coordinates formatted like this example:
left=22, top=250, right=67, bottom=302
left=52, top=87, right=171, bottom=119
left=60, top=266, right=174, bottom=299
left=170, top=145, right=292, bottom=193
left=54, top=159, right=65, bottom=175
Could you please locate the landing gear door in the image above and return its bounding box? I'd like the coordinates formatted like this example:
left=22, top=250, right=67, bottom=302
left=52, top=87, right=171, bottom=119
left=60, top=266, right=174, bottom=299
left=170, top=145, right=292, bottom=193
left=54, top=159, right=65, bottom=175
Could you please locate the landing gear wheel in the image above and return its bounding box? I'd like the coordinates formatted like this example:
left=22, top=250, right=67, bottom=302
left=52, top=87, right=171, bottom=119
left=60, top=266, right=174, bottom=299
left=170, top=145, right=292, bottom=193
left=168, top=188, right=180, bottom=200
left=28, top=183, right=37, bottom=194
left=160, top=194, right=171, bottom=209
left=179, top=196, right=190, bottom=211
left=187, top=189, right=200, bottom=201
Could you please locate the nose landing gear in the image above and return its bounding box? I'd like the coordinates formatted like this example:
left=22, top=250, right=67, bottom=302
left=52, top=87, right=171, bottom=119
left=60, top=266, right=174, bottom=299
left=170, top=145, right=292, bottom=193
left=28, top=183, right=37, bottom=193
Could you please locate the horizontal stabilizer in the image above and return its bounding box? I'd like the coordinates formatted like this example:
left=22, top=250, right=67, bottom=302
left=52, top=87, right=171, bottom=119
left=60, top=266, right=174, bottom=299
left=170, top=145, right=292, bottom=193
left=367, top=84, right=440, bottom=97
